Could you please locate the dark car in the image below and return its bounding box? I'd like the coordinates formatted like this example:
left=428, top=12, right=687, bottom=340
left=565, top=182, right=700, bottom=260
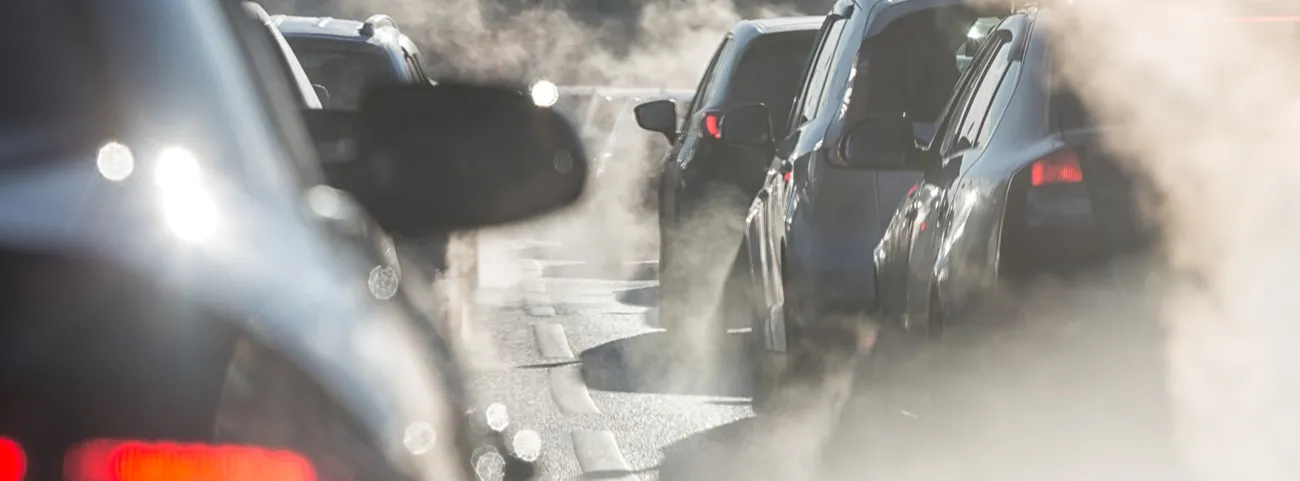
left=713, top=0, right=1004, bottom=411
left=0, top=1, right=585, bottom=480
left=631, top=17, right=822, bottom=343
left=849, top=7, right=1171, bottom=341
left=272, top=13, right=478, bottom=322
left=273, top=14, right=435, bottom=110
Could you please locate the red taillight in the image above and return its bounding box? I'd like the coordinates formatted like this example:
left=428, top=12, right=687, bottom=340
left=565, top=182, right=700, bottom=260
left=66, top=440, right=316, bottom=481
left=907, top=183, right=919, bottom=196
left=0, top=437, right=24, bottom=481
left=783, top=171, right=792, bottom=182
left=702, top=112, right=721, bottom=139
left=1030, top=150, right=1083, bottom=187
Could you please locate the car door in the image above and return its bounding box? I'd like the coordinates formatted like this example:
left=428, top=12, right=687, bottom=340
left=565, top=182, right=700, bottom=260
left=751, top=12, right=850, bottom=351
left=903, top=28, right=1016, bottom=331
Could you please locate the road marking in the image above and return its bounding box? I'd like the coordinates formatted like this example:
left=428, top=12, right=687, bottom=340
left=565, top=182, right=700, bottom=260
left=522, top=259, right=556, bottom=317
left=534, top=323, right=576, bottom=359
left=571, top=431, right=636, bottom=480
left=548, top=365, right=600, bottom=414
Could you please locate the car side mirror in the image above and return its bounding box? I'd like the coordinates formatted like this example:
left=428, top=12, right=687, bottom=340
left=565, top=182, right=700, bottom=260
left=312, top=84, right=331, bottom=108
left=307, top=82, right=587, bottom=236
left=633, top=99, right=678, bottom=142
left=718, top=103, right=773, bottom=148
left=832, top=115, right=922, bottom=170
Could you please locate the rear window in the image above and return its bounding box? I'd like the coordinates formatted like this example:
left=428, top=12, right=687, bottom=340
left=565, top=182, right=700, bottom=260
left=287, top=38, right=398, bottom=110
left=726, top=31, right=819, bottom=139
left=0, top=1, right=109, bottom=159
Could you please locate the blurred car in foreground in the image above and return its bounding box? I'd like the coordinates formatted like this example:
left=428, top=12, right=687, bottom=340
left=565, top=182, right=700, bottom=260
left=714, top=0, right=1003, bottom=412
left=0, top=1, right=586, bottom=480
left=631, top=17, right=822, bottom=341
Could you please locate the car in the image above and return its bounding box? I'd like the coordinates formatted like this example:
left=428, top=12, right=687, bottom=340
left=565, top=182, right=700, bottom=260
left=0, top=1, right=586, bottom=481
left=713, top=0, right=1005, bottom=411
left=630, top=17, right=823, bottom=348
left=846, top=6, right=1172, bottom=350
left=271, top=12, right=478, bottom=328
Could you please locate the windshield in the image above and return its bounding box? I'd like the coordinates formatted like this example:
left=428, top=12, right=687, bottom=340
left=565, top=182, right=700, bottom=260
left=287, top=38, right=398, bottom=110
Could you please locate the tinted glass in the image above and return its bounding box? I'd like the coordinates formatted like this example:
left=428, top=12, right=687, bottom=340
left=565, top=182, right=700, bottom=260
left=288, top=39, right=398, bottom=110
left=725, top=31, right=819, bottom=140
left=956, top=33, right=1013, bottom=146
left=797, top=18, right=846, bottom=123
left=684, top=36, right=733, bottom=124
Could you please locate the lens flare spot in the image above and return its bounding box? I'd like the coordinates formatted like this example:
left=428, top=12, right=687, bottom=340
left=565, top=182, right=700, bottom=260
left=485, top=403, right=510, bottom=432
left=96, top=142, right=135, bottom=181
left=531, top=80, right=559, bottom=107
left=472, top=446, right=505, bottom=481
left=403, top=422, right=438, bottom=455
left=368, top=265, right=400, bottom=300
left=154, top=147, right=202, bottom=190
left=511, top=430, right=541, bottom=462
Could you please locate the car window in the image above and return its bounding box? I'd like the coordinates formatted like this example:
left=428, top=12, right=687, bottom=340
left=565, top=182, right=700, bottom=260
left=955, top=31, right=1014, bottom=147
left=289, top=39, right=397, bottom=111
left=0, top=0, right=111, bottom=162
left=683, top=35, right=733, bottom=128
left=725, top=31, right=819, bottom=140
left=794, top=17, right=847, bottom=125
left=253, top=15, right=320, bottom=110
left=936, top=32, right=1004, bottom=155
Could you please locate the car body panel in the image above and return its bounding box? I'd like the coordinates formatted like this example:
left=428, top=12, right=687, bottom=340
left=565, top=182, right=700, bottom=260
left=0, top=1, right=475, bottom=479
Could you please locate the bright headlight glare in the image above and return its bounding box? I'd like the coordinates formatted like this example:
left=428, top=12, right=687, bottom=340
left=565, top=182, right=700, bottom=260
left=530, top=80, right=559, bottom=107
left=154, top=147, right=218, bottom=241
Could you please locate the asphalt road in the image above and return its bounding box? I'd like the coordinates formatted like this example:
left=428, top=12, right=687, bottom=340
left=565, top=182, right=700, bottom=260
left=457, top=226, right=1187, bottom=481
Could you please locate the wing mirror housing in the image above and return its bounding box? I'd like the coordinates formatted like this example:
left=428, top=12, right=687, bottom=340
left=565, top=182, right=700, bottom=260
left=305, top=82, right=587, bottom=237
left=633, top=99, right=678, bottom=142
left=718, top=103, right=773, bottom=148
left=832, top=115, right=929, bottom=170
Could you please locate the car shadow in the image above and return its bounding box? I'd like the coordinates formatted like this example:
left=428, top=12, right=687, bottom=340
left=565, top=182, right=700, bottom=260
left=579, top=331, right=753, bottom=397
left=614, top=285, right=657, bottom=307
left=542, top=260, right=658, bottom=281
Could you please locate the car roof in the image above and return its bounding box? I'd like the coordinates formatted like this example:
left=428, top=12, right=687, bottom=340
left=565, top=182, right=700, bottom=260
left=734, top=16, right=824, bottom=37
left=270, top=15, right=396, bottom=46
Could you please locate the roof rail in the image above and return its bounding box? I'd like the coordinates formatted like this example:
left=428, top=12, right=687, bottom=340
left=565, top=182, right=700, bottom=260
left=359, top=14, right=397, bottom=36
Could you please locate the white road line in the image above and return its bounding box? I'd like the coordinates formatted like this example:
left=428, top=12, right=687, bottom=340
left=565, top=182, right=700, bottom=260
left=522, top=259, right=556, bottom=317
left=571, top=431, right=636, bottom=480
left=548, top=365, right=600, bottom=414
left=533, top=323, right=576, bottom=359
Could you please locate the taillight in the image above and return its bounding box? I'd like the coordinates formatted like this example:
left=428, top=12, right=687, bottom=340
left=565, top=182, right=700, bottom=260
left=782, top=171, right=792, bottom=182
left=702, top=111, right=721, bottom=139
left=1030, top=149, right=1083, bottom=187
left=66, top=440, right=316, bottom=481
left=0, top=437, right=24, bottom=481
left=907, top=183, right=919, bottom=196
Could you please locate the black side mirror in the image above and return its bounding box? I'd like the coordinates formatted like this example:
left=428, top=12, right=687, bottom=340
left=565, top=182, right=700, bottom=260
left=633, top=99, right=678, bottom=142
left=833, top=115, right=921, bottom=170
left=310, top=82, right=587, bottom=236
left=312, top=84, right=331, bottom=108
left=718, top=103, right=773, bottom=147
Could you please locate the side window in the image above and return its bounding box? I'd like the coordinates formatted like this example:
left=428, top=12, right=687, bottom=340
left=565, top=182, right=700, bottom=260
left=793, top=17, right=847, bottom=125
left=935, top=31, right=1003, bottom=154
left=956, top=33, right=1014, bottom=147
left=683, top=35, right=732, bottom=125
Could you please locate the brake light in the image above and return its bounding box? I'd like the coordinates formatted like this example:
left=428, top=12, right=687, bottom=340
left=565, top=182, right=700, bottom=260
left=0, top=437, right=24, bottom=481
left=783, top=171, right=792, bottom=182
left=66, top=440, right=316, bottom=481
left=907, top=183, right=919, bottom=196
left=1030, top=150, right=1083, bottom=187
left=702, top=112, right=721, bottom=139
